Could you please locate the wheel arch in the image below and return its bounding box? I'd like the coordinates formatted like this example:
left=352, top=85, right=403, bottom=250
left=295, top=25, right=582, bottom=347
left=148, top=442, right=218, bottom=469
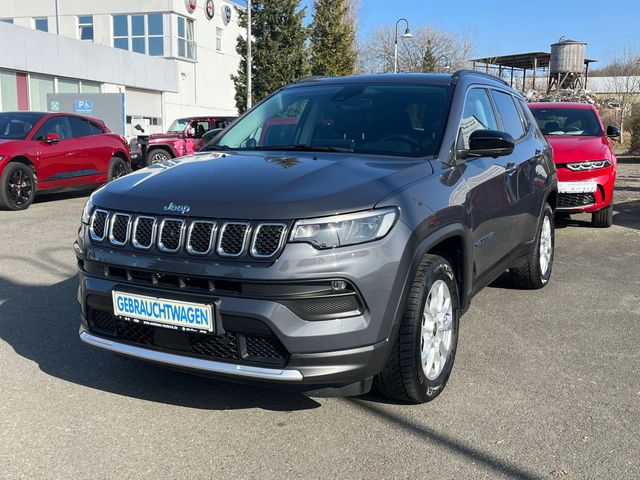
left=7, top=156, right=38, bottom=185
left=148, top=145, right=176, bottom=159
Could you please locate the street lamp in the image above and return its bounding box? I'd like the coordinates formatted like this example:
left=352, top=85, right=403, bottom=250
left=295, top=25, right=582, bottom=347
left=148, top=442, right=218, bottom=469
left=246, top=0, right=252, bottom=109
left=440, top=54, right=451, bottom=71
left=394, top=18, right=413, bottom=73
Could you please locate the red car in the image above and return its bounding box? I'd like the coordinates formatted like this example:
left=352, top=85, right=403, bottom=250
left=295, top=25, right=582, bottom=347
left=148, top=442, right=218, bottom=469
left=529, top=102, right=619, bottom=227
left=0, top=111, right=131, bottom=211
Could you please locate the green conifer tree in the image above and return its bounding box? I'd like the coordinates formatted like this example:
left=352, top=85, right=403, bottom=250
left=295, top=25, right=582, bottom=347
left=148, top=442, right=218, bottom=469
left=309, top=0, right=356, bottom=76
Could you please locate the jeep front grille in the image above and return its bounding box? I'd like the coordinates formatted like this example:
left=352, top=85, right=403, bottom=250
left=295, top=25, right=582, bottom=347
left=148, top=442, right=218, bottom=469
left=88, top=210, right=287, bottom=260
left=217, top=222, right=249, bottom=257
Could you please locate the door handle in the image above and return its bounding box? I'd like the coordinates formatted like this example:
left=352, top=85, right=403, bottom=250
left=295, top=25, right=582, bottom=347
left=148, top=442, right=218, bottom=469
left=505, top=162, right=517, bottom=175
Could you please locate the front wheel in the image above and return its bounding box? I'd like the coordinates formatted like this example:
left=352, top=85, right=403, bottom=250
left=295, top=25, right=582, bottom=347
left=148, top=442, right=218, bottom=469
left=592, top=204, right=613, bottom=228
left=146, top=148, right=172, bottom=166
left=107, top=157, right=131, bottom=182
left=0, top=162, right=37, bottom=211
left=375, top=254, right=460, bottom=403
left=510, top=202, right=554, bottom=289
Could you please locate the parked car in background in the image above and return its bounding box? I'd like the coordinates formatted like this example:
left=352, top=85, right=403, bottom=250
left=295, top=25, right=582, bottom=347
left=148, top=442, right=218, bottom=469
left=0, top=111, right=131, bottom=211
left=76, top=71, right=557, bottom=403
left=529, top=102, right=618, bottom=227
left=129, top=116, right=235, bottom=168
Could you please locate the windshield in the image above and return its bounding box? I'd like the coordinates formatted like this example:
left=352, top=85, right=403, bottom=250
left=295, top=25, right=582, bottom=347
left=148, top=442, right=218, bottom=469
left=0, top=112, right=45, bottom=140
left=215, top=83, right=452, bottom=157
left=167, top=118, right=190, bottom=134
left=531, top=107, right=603, bottom=137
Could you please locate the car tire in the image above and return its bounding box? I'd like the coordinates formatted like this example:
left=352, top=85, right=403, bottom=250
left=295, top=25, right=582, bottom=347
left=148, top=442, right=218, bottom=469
left=510, top=202, right=554, bottom=289
left=107, top=157, right=131, bottom=183
left=146, top=148, right=172, bottom=166
left=591, top=204, right=613, bottom=228
left=0, top=162, right=37, bottom=211
left=375, top=254, right=460, bottom=404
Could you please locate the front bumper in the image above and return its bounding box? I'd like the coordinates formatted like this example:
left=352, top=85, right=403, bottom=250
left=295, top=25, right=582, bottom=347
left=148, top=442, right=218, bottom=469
left=76, top=219, right=415, bottom=389
left=556, top=166, right=615, bottom=213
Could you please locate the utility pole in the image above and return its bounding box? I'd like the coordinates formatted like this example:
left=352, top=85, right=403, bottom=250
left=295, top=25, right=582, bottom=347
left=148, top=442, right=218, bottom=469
left=54, top=0, right=60, bottom=34
left=246, top=0, right=252, bottom=109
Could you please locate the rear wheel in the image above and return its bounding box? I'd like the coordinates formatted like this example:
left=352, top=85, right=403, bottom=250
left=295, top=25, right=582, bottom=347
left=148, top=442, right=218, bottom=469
left=592, top=204, right=613, bottom=228
left=107, top=157, right=130, bottom=182
left=375, top=254, right=459, bottom=403
left=146, top=148, right=172, bottom=166
left=0, top=162, right=37, bottom=211
left=510, top=202, right=554, bottom=289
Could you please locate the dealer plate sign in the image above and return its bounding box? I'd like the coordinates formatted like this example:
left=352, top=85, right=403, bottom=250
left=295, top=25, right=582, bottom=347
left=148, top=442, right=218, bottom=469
left=112, top=291, right=214, bottom=332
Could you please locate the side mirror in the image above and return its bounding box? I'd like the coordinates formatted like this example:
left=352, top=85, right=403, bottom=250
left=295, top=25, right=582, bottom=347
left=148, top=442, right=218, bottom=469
left=203, top=128, right=223, bottom=143
left=44, top=133, right=60, bottom=144
left=464, top=130, right=515, bottom=159
left=606, top=125, right=621, bottom=139
left=187, top=127, right=196, bottom=137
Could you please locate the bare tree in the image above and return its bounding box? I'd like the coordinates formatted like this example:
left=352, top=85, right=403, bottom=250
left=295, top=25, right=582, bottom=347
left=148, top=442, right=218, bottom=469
left=603, top=45, right=640, bottom=137
left=357, top=25, right=475, bottom=74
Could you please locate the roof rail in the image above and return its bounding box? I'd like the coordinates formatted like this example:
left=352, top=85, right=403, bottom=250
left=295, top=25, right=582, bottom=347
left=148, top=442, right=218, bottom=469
left=451, top=69, right=509, bottom=86
left=296, top=75, right=335, bottom=84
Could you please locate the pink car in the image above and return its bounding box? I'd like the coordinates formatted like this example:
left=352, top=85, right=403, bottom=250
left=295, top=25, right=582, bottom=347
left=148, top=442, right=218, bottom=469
left=130, top=116, right=235, bottom=167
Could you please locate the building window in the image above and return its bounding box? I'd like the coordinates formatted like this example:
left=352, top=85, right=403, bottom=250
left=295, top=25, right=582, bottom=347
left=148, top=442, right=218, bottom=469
left=1, top=18, right=13, bottom=24
left=34, top=17, right=48, bottom=32
left=216, top=27, right=222, bottom=52
left=58, top=78, right=80, bottom=94
left=29, top=74, right=54, bottom=112
left=113, top=14, right=164, bottom=56
left=78, top=15, right=93, bottom=41
left=80, top=81, right=101, bottom=93
left=1, top=71, right=19, bottom=110
left=177, top=16, right=195, bottom=59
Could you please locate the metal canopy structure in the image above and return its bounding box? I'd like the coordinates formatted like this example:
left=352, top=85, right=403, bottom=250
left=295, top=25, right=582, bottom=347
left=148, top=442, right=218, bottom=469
left=471, top=52, right=597, bottom=91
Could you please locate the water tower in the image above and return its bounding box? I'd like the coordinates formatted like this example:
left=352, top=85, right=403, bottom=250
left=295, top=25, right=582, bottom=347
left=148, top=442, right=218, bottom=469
left=548, top=37, right=587, bottom=91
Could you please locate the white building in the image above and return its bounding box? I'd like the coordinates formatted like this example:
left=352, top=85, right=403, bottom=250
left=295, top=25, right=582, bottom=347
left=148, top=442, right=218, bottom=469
left=0, top=0, right=244, bottom=137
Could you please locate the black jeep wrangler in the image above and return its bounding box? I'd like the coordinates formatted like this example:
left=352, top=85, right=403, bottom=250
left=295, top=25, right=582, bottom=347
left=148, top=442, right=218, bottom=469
left=76, top=71, right=557, bottom=403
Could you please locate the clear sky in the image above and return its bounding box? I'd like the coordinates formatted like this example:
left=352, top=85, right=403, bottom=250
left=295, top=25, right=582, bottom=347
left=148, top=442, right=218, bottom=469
left=300, top=0, right=640, bottom=66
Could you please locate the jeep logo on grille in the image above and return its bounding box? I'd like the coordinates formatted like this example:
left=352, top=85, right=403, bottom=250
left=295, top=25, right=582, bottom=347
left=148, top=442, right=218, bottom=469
left=163, top=202, right=191, bottom=215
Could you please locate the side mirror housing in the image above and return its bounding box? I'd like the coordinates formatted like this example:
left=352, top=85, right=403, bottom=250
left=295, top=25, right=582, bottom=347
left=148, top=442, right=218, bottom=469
left=606, top=125, right=621, bottom=139
left=44, top=133, right=60, bottom=144
left=461, top=130, right=515, bottom=159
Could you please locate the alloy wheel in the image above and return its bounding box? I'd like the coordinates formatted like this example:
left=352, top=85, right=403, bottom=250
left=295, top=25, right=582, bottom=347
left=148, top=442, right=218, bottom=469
left=6, top=167, right=33, bottom=208
left=421, top=279, right=454, bottom=380
left=539, top=215, right=552, bottom=276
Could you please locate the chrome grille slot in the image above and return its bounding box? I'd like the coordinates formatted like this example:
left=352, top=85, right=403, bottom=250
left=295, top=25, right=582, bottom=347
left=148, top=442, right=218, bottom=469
left=251, top=223, right=286, bottom=258
left=187, top=221, right=216, bottom=255
left=89, top=209, right=109, bottom=241
left=132, top=216, right=156, bottom=250
left=158, top=219, right=185, bottom=252
left=217, top=222, right=249, bottom=257
left=109, top=213, right=131, bottom=246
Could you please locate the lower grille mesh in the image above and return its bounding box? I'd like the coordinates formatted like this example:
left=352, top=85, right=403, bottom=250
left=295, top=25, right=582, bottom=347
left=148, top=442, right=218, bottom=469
left=558, top=193, right=595, bottom=209
left=88, top=310, right=288, bottom=366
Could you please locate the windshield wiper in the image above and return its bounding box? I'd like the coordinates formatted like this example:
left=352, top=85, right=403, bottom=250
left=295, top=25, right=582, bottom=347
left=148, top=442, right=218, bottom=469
left=202, top=144, right=233, bottom=151
left=253, top=144, right=354, bottom=153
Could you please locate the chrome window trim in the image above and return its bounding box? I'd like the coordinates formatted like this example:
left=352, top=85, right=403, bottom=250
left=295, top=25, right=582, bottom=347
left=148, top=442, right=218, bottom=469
left=108, top=212, right=131, bottom=246
left=131, top=216, right=157, bottom=250
left=89, top=209, right=109, bottom=242
left=157, top=218, right=186, bottom=253
left=217, top=221, right=250, bottom=257
left=250, top=223, right=287, bottom=259
left=186, top=220, right=217, bottom=255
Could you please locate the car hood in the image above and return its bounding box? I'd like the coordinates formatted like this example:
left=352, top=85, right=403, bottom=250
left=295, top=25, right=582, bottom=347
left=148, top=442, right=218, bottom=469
left=92, top=151, right=433, bottom=219
left=0, top=139, right=21, bottom=149
left=545, top=135, right=608, bottom=164
left=147, top=133, right=181, bottom=142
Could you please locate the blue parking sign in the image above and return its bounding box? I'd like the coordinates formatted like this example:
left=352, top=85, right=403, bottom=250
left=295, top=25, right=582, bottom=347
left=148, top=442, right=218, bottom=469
left=75, top=100, right=93, bottom=113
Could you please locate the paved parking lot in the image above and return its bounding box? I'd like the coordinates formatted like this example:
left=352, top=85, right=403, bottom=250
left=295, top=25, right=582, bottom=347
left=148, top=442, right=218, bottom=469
left=1, top=161, right=639, bottom=479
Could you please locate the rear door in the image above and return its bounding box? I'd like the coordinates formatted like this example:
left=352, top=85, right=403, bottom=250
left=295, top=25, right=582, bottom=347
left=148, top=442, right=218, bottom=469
left=459, top=87, right=516, bottom=281
left=68, top=116, right=111, bottom=183
left=185, top=119, right=211, bottom=154
left=489, top=90, right=538, bottom=245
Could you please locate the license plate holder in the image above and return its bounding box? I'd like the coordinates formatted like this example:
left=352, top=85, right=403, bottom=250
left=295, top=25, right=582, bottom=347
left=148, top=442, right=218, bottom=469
left=112, top=290, right=218, bottom=334
left=558, top=181, right=597, bottom=194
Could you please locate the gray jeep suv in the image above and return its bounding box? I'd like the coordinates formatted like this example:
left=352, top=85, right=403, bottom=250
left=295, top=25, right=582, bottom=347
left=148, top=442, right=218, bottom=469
left=75, top=71, right=557, bottom=403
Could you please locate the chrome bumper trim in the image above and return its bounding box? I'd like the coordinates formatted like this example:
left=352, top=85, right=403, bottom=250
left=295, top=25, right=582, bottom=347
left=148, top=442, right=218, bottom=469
left=80, top=331, right=304, bottom=382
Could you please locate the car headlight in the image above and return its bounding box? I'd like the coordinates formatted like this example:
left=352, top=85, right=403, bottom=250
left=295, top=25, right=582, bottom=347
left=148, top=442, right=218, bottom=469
left=81, top=198, right=94, bottom=224
left=566, top=160, right=611, bottom=171
left=290, top=208, right=398, bottom=249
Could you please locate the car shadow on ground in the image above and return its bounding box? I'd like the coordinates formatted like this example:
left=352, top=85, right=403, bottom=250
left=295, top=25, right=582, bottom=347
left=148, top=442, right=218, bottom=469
left=34, top=189, right=92, bottom=205
left=0, top=273, right=320, bottom=411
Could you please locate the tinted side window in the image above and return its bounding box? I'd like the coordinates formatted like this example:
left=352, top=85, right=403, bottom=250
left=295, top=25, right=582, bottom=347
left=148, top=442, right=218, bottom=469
left=191, top=121, right=210, bottom=137
left=89, top=121, right=104, bottom=135
left=459, top=88, right=498, bottom=149
left=516, top=98, right=532, bottom=130
left=491, top=90, right=525, bottom=140
left=33, top=116, right=73, bottom=140
left=68, top=117, right=94, bottom=137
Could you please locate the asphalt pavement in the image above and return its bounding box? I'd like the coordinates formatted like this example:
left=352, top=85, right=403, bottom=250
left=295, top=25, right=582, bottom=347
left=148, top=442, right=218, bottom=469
left=1, top=162, right=639, bottom=479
